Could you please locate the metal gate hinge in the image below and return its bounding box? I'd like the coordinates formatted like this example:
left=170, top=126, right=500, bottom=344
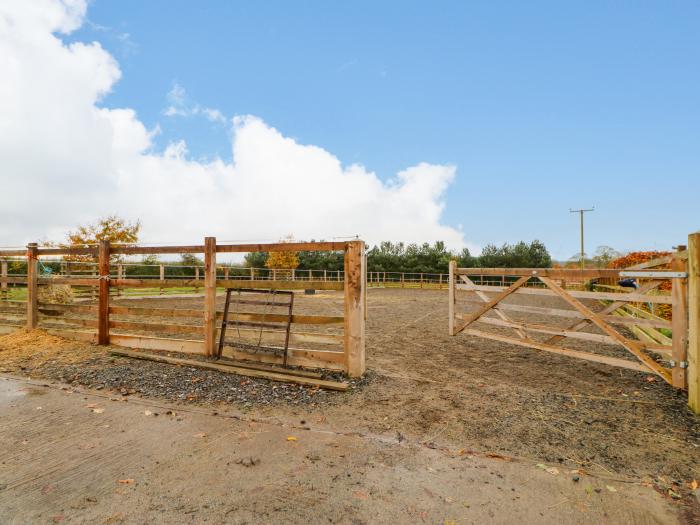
left=669, top=360, right=688, bottom=369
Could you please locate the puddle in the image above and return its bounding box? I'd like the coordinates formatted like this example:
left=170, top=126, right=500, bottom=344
left=0, top=378, right=44, bottom=404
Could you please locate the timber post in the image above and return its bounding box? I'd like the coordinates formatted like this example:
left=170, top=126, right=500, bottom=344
left=688, top=233, right=700, bottom=414
left=362, top=250, right=368, bottom=321
left=116, top=264, right=123, bottom=297
left=26, top=243, right=38, bottom=329
left=671, top=245, right=688, bottom=389
left=344, top=240, right=365, bottom=377
left=448, top=260, right=456, bottom=335
left=204, top=236, right=217, bottom=358
left=1, top=259, right=7, bottom=301
left=97, top=240, right=110, bottom=345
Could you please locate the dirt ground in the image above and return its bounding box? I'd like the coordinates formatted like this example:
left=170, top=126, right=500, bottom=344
left=1, top=288, right=699, bottom=523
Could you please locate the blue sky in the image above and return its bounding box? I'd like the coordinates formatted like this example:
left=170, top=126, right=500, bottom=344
left=68, top=1, right=699, bottom=259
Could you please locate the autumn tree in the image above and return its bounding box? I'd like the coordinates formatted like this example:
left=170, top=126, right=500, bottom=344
left=61, top=215, right=140, bottom=263
left=265, top=236, right=299, bottom=279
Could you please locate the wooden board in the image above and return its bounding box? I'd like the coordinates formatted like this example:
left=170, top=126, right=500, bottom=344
left=110, top=349, right=348, bottom=391
left=456, top=268, right=623, bottom=279
left=463, top=328, right=649, bottom=373
left=456, top=283, right=672, bottom=304
left=215, top=357, right=323, bottom=379
left=456, top=295, right=672, bottom=329
left=109, top=320, right=203, bottom=335
left=109, top=241, right=349, bottom=256
left=110, top=278, right=345, bottom=291
left=108, top=305, right=343, bottom=325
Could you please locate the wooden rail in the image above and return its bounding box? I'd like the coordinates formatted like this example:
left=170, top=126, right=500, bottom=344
left=0, top=238, right=366, bottom=377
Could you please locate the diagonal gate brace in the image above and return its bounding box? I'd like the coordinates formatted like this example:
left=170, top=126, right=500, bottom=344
left=454, top=275, right=530, bottom=335
left=537, top=276, right=671, bottom=384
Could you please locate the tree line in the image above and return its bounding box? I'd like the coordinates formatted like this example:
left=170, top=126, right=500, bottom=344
left=244, top=239, right=552, bottom=274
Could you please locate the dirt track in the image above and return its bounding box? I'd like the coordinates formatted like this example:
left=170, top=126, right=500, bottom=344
left=1, top=288, right=699, bottom=523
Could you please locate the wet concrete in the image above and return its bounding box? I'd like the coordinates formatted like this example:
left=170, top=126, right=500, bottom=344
left=0, top=375, right=683, bottom=524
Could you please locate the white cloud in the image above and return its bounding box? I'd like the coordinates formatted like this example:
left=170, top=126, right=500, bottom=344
left=0, top=0, right=475, bottom=254
left=163, top=82, right=227, bottom=124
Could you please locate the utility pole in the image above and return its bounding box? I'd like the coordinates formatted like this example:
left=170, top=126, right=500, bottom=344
left=570, top=207, right=594, bottom=270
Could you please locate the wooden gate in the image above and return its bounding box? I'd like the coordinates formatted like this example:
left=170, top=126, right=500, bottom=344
left=448, top=236, right=700, bottom=414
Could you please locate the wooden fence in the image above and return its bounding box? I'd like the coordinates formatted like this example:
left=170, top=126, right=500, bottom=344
left=0, top=239, right=366, bottom=377
left=1, top=261, right=450, bottom=297
left=449, top=234, right=700, bottom=414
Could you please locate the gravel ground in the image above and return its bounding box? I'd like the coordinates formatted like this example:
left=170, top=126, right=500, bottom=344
left=32, top=352, right=374, bottom=407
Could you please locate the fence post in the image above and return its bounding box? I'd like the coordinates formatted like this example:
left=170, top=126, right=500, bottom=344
left=224, top=266, right=229, bottom=280
left=98, top=240, right=110, bottom=345
left=671, top=246, right=688, bottom=389
left=1, top=259, right=7, bottom=301
left=250, top=267, right=254, bottom=280
left=204, top=237, right=217, bottom=358
left=688, top=233, right=700, bottom=414
left=117, top=264, right=123, bottom=297
left=26, top=243, right=38, bottom=329
left=344, top=241, right=365, bottom=377
left=362, top=250, right=368, bottom=321
left=449, top=261, right=456, bottom=335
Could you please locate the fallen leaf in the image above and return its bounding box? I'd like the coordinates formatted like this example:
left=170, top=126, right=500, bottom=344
left=194, top=432, right=207, bottom=438
left=485, top=453, right=511, bottom=461
left=85, top=403, right=98, bottom=409
left=353, top=490, right=369, bottom=500
left=690, top=479, right=698, bottom=490
left=606, top=485, right=617, bottom=493
left=92, top=408, right=105, bottom=414
left=144, top=410, right=153, bottom=416
left=287, top=436, right=297, bottom=441
left=117, top=479, right=134, bottom=484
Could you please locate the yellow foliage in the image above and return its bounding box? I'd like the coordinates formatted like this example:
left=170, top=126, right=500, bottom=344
left=265, top=236, right=299, bottom=279
left=265, top=251, right=300, bottom=270
left=60, top=215, right=140, bottom=263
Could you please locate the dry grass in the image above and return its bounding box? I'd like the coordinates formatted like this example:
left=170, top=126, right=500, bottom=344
left=0, top=329, right=101, bottom=371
